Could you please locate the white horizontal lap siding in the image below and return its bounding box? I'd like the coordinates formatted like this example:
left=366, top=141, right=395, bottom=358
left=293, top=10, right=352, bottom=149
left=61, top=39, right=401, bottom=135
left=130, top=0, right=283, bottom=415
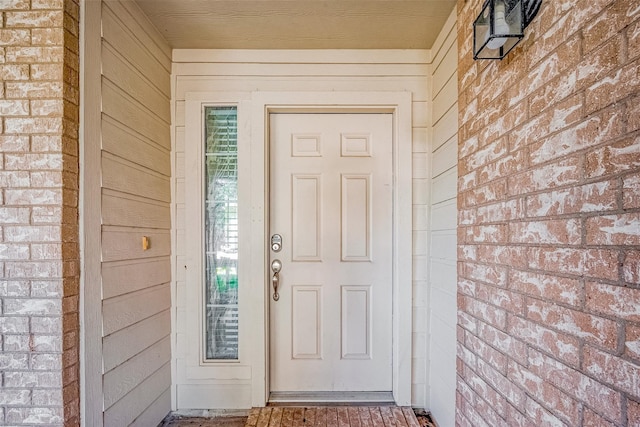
left=100, top=1, right=172, bottom=426
left=171, top=49, right=429, bottom=409
left=427, top=9, right=458, bottom=427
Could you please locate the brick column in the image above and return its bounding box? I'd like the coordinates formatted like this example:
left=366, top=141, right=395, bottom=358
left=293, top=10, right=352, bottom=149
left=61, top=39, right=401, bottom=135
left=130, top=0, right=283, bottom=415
left=457, top=0, right=640, bottom=426
left=0, top=0, right=79, bottom=425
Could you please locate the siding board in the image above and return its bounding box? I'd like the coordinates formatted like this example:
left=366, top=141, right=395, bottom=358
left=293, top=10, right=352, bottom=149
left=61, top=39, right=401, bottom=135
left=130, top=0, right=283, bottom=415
left=102, top=258, right=172, bottom=300
left=103, top=336, right=171, bottom=408
left=102, top=191, right=171, bottom=229
left=427, top=10, right=457, bottom=426
left=103, top=362, right=171, bottom=427
left=102, top=310, right=171, bottom=372
left=102, top=44, right=170, bottom=122
left=102, top=283, right=171, bottom=336
left=102, top=80, right=171, bottom=147
left=101, top=228, right=170, bottom=262
left=99, top=1, right=172, bottom=423
left=102, top=117, right=171, bottom=176
left=102, top=154, right=170, bottom=203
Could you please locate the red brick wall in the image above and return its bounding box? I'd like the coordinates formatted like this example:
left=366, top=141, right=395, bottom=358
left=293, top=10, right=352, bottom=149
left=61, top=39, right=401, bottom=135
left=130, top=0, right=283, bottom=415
left=457, top=0, right=639, bottom=426
left=0, top=0, right=79, bottom=425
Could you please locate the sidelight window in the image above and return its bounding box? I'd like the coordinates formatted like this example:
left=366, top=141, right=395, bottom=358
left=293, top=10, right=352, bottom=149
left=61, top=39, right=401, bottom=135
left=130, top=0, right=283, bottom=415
left=204, top=106, right=238, bottom=360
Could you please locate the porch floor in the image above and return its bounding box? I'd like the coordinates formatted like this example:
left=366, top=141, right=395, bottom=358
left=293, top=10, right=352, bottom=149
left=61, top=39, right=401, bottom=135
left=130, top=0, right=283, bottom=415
left=160, top=407, right=423, bottom=427
left=247, top=407, right=421, bottom=427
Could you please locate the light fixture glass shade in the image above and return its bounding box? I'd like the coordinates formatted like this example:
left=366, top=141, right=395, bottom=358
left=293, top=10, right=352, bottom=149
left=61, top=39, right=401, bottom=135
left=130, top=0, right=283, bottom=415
left=474, top=0, right=524, bottom=60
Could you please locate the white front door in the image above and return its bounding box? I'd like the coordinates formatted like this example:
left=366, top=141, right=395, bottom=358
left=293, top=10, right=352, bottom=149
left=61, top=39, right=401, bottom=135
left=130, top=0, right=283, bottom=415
left=268, top=113, right=393, bottom=395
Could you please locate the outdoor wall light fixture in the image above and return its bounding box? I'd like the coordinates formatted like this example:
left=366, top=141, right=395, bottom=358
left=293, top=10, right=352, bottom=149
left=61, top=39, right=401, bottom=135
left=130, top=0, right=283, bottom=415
left=473, top=0, right=542, bottom=60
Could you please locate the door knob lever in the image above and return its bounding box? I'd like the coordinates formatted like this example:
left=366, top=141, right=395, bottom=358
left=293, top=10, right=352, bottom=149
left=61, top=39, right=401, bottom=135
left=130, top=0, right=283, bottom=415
left=271, top=259, right=282, bottom=301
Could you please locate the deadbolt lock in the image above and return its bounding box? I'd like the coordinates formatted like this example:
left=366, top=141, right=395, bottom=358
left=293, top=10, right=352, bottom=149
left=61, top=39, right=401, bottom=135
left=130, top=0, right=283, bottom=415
left=271, top=234, right=282, bottom=252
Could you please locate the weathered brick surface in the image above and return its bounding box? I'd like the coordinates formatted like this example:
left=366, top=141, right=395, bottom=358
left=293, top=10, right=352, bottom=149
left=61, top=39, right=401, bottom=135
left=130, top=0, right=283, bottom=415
left=457, top=0, right=640, bottom=426
left=0, top=0, right=79, bottom=425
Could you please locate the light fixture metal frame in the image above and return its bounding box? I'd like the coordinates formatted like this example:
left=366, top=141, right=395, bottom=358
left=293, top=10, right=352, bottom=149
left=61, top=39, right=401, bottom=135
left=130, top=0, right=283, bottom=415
left=473, top=0, right=533, bottom=60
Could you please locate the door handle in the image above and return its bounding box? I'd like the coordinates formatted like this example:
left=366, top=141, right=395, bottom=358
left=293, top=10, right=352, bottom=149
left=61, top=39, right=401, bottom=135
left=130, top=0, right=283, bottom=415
left=271, top=259, right=282, bottom=301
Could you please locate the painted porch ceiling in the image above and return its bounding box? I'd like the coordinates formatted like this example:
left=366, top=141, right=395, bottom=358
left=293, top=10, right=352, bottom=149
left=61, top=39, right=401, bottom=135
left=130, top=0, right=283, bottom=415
left=133, top=0, right=457, bottom=49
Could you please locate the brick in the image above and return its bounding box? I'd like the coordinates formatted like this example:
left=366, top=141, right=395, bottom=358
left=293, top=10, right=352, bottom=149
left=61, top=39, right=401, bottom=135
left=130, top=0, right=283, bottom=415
left=5, top=188, right=63, bottom=205
left=629, top=399, right=640, bottom=427
left=0, top=0, right=30, bottom=9
left=528, top=69, right=580, bottom=117
left=5, top=408, right=63, bottom=425
left=0, top=63, right=29, bottom=80
left=584, top=408, right=617, bottom=427
left=510, top=270, right=583, bottom=307
left=586, top=282, right=640, bottom=322
left=0, top=352, right=29, bottom=370
left=5, top=10, right=64, bottom=27
left=0, top=316, right=29, bottom=333
left=508, top=316, right=580, bottom=367
left=477, top=198, right=525, bottom=223
left=459, top=294, right=507, bottom=329
left=477, top=357, right=526, bottom=409
left=0, top=390, right=31, bottom=405
left=0, top=243, right=30, bottom=259
left=460, top=139, right=508, bottom=175
left=586, top=135, right=640, bottom=178
left=508, top=156, right=582, bottom=194
left=629, top=19, right=640, bottom=61
left=586, top=59, right=640, bottom=114
left=31, top=171, right=63, bottom=187
left=477, top=149, right=527, bottom=186
left=31, top=63, right=64, bottom=80
left=0, top=207, right=31, bottom=223
left=5, top=261, right=62, bottom=278
left=5, top=46, right=64, bottom=63
left=32, top=206, right=62, bottom=224
left=528, top=247, right=620, bottom=281
left=476, top=245, right=527, bottom=269
left=31, top=279, right=63, bottom=297
left=624, top=250, right=640, bottom=284
left=6, top=81, right=63, bottom=98
left=476, top=283, right=524, bottom=315
left=4, top=225, right=61, bottom=242
left=5, top=153, right=63, bottom=170
left=584, top=346, right=640, bottom=397
left=463, top=179, right=507, bottom=206
left=626, top=324, right=640, bottom=361
left=4, top=117, right=63, bottom=134
left=465, top=331, right=508, bottom=373
left=31, top=99, right=64, bottom=116
left=529, top=107, right=624, bottom=165
left=524, top=398, right=570, bottom=426
left=623, top=173, right=640, bottom=209
left=32, top=0, right=65, bottom=9
left=526, top=180, right=617, bottom=217
left=465, top=263, right=508, bottom=287
left=0, top=99, right=29, bottom=116
left=527, top=298, right=618, bottom=350
left=529, top=350, right=622, bottom=422
left=0, top=135, right=30, bottom=152
left=509, top=219, right=581, bottom=245
left=586, top=213, right=640, bottom=245
left=510, top=94, right=583, bottom=152
left=508, top=362, right=579, bottom=425
left=464, top=224, right=507, bottom=243
left=575, top=35, right=623, bottom=91
left=31, top=27, right=64, bottom=45
left=478, top=321, right=528, bottom=365
left=582, top=0, right=640, bottom=53
left=31, top=352, right=62, bottom=370
left=465, top=371, right=508, bottom=418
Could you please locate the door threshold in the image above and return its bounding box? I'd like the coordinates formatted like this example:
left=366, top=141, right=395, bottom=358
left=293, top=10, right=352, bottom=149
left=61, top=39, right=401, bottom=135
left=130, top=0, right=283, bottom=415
left=268, top=392, right=395, bottom=406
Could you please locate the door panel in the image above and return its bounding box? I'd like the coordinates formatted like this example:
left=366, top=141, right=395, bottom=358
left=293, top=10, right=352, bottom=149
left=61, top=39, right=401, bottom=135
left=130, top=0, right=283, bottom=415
left=269, top=113, right=393, bottom=393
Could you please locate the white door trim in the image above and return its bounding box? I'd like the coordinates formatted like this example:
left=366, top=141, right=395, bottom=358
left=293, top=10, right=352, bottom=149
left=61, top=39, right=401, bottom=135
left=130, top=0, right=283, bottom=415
left=249, top=92, right=413, bottom=406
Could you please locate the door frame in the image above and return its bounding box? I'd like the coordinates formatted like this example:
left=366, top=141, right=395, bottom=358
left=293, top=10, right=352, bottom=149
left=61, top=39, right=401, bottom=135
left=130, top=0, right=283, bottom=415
left=249, top=91, right=413, bottom=406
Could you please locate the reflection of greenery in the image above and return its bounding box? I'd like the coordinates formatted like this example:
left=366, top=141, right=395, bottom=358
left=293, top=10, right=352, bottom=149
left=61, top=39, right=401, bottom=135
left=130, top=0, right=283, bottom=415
left=204, top=107, right=239, bottom=360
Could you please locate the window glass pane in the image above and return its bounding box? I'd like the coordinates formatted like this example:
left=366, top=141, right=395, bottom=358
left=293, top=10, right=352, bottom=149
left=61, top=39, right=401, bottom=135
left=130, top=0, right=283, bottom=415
left=204, top=106, right=238, bottom=360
